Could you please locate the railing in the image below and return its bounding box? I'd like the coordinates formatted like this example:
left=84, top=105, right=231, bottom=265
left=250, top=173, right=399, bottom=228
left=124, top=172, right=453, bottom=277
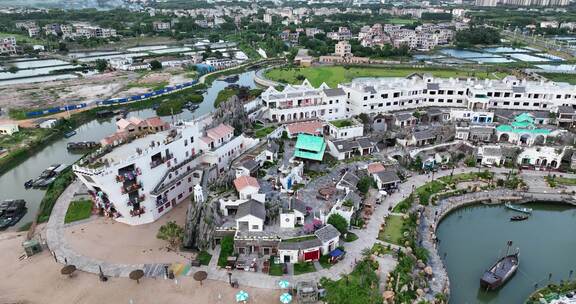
left=130, top=206, right=145, bottom=217
left=121, top=182, right=142, bottom=194
left=115, top=167, right=141, bottom=183
left=150, top=154, right=173, bottom=169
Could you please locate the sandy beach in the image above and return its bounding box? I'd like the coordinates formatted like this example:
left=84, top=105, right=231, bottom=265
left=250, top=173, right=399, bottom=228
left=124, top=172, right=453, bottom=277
left=64, top=201, right=194, bottom=265
left=0, top=230, right=279, bottom=304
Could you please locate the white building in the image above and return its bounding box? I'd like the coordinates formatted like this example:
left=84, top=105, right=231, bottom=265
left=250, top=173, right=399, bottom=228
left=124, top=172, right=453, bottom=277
left=233, top=175, right=260, bottom=200
left=517, top=146, right=566, bottom=169
left=0, top=124, right=19, bottom=135
left=477, top=145, right=504, bottom=166
left=235, top=199, right=265, bottom=232
left=73, top=116, right=258, bottom=226
left=260, top=80, right=348, bottom=123
left=341, top=75, right=576, bottom=117
left=199, top=123, right=259, bottom=173
left=326, top=119, right=363, bottom=140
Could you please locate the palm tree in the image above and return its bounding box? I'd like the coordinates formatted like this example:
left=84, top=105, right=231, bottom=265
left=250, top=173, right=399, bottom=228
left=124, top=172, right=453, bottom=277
left=157, top=221, right=184, bottom=251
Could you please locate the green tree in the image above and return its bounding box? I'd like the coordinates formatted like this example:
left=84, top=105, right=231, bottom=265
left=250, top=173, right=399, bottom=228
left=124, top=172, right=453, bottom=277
left=7, top=66, right=18, bottom=74
left=58, top=42, right=68, bottom=52
left=94, top=59, right=108, bottom=72
left=357, top=176, right=374, bottom=194
left=157, top=221, right=184, bottom=250
left=327, top=213, right=349, bottom=234
left=150, top=60, right=162, bottom=70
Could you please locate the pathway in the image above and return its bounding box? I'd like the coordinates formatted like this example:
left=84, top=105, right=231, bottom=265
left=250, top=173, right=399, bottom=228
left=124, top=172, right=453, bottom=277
left=44, top=165, right=574, bottom=289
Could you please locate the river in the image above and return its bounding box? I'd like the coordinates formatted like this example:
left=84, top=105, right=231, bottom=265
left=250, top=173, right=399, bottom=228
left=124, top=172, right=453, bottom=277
left=0, top=70, right=257, bottom=227
left=436, top=202, right=576, bottom=304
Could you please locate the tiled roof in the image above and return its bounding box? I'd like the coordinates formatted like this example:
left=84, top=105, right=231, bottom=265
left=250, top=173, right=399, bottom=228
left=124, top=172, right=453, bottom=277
left=207, top=123, right=234, bottom=140
left=367, top=163, right=386, bottom=174
left=236, top=199, right=266, bottom=221
left=286, top=121, right=323, bottom=136
left=233, top=176, right=260, bottom=192
left=314, top=224, right=341, bottom=243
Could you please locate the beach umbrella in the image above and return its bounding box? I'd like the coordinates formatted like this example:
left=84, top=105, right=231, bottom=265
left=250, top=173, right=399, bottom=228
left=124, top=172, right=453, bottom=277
left=61, top=265, right=76, bottom=277
left=193, top=271, right=208, bottom=286
left=236, top=290, right=249, bottom=302
left=278, top=280, right=290, bottom=289
left=129, top=269, right=145, bottom=284
left=279, top=293, right=292, bottom=304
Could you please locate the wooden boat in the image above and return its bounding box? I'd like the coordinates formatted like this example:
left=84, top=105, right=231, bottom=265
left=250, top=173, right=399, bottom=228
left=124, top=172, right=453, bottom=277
left=24, top=179, right=34, bottom=189
left=510, top=215, right=529, bottom=221
left=0, top=200, right=27, bottom=230
left=480, top=241, right=519, bottom=290
left=505, top=202, right=532, bottom=214
left=32, top=164, right=67, bottom=188
left=67, top=141, right=100, bottom=151
left=64, top=130, right=77, bottom=138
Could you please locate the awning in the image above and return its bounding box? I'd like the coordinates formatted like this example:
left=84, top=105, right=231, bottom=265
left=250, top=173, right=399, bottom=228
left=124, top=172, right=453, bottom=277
left=329, top=248, right=345, bottom=258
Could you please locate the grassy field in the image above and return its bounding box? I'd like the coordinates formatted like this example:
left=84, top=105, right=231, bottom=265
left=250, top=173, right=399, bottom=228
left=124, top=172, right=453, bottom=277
left=387, top=18, right=417, bottom=25
left=64, top=199, right=93, bottom=224
left=0, top=32, right=48, bottom=46
left=378, top=215, right=404, bottom=245
left=294, top=262, right=316, bottom=275
left=197, top=250, right=212, bottom=266
left=265, top=66, right=502, bottom=87
left=539, top=72, right=576, bottom=85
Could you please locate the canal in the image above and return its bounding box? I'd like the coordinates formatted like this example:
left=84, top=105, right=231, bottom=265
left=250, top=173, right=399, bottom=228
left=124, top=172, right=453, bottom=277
left=0, top=70, right=257, bottom=227
left=436, top=202, right=576, bottom=304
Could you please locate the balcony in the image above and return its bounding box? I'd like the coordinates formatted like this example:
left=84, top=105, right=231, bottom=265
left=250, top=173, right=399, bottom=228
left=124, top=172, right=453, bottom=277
left=115, top=168, right=141, bottom=183
left=130, top=206, right=146, bottom=217
left=150, top=154, right=174, bottom=169
left=121, top=182, right=142, bottom=194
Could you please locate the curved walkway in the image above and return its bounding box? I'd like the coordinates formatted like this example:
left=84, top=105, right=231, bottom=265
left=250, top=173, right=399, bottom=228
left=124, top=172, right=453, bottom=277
left=45, top=167, right=576, bottom=289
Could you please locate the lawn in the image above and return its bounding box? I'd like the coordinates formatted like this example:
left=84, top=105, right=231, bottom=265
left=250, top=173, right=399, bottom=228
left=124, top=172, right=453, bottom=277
left=293, top=262, right=316, bottom=275
left=269, top=257, right=284, bottom=276
left=217, top=235, right=234, bottom=268
left=320, top=259, right=382, bottom=304
left=197, top=250, right=212, bottom=266
left=415, top=180, right=446, bottom=205
left=344, top=232, right=359, bottom=242
left=330, top=119, right=355, bottom=128
left=548, top=176, right=576, bottom=187
left=387, top=18, right=417, bottom=25
left=319, top=255, right=333, bottom=269
left=378, top=215, right=404, bottom=245
left=0, top=31, right=49, bottom=46
left=254, top=125, right=276, bottom=138
left=265, top=66, right=501, bottom=87
left=64, top=199, right=93, bottom=224
left=539, top=72, right=576, bottom=85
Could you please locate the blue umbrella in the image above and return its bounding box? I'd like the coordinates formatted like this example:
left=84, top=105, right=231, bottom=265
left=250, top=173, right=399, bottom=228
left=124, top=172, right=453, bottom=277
left=236, top=290, right=249, bottom=302
left=280, top=293, right=292, bottom=304
left=278, top=280, right=290, bottom=289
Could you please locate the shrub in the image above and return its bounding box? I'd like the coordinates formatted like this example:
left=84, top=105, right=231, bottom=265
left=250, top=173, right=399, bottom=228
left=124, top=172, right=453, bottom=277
left=327, top=213, right=349, bottom=234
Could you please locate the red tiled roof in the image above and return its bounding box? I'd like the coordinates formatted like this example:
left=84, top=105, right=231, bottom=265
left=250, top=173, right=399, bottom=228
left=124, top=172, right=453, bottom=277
left=286, top=121, right=323, bottom=136
left=233, top=176, right=260, bottom=192
left=146, top=117, right=167, bottom=128
left=207, top=123, right=234, bottom=140
left=367, top=163, right=386, bottom=174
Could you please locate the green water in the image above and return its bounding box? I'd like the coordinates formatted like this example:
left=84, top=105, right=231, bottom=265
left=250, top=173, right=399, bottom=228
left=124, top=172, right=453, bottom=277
left=436, top=202, right=576, bottom=304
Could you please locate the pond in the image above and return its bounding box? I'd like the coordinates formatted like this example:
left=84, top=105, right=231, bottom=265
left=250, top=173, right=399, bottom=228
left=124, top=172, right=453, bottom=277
left=535, top=64, right=576, bottom=71
left=0, top=70, right=258, bottom=228
left=436, top=202, right=576, bottom=304
left=482, top=47, right=529, bottom=53
left=439, top=49, right=502, bottom=59
left=472, top=57, right=516, bottom=64
left=506, top=53, right=551, bottom=62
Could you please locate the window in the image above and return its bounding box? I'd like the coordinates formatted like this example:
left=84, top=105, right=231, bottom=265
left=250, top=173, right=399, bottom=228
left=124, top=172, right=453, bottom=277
left=514, top=94, right=522, bottom=98
left=363, top=96, right=368, bottom=100
left=456, top=100, right=462, bottom=103
left=447, top=99, right=453, bottom=103
left=494, top=92, right=501, bottom=97
left=504, top=92, right=510, bottom=97
left=394, top=92, right=400, bottom=98
left=370, top=95, right=374, bottom=99
left=393, top=101, right=398, bottom=105
left=252, top=225, right=259, bottom=230
left=188, top=177, right=192, bottom=182
left=378, top=103, right=383, bottom=107
left=513, top=102, right=520, bottom=106
left=189, top=187, right=193, bottom=192
left=381, top=93, right=388, bottom=98
left=533, top=94, right=539, bottom=99
left=523, top=102, right=529, bottom=106
left=458, top=91, right=464, bottom=95
left=504, top=102, right=510, bottom=106
left=176, top=182, right=181, bottom=186
left=190, top=137, right=194, bottom=143
left=386, top=102, right=391, bottom=106
left=533, top=103, right=540, bottom=107
left=429, top=91, right=436, bottom=95
left=438, top=99, right=444, bottom=103
left=493, top=102, right=498, bottom=106
left=439, top=90, right=445, bottom=94
left=178, top=193, right=183, bottom=199
left=447, top=90, right=454, bottom=95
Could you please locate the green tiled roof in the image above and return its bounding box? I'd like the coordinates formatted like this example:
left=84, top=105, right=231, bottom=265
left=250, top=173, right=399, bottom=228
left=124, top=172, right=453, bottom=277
left=294, top=134, right=326, bottom=161
left=496, top=125, right=551, bottom=134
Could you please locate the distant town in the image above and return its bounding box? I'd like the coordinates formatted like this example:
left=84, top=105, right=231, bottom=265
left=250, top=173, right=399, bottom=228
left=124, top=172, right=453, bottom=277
left=0, top=1, right=576, bottom=304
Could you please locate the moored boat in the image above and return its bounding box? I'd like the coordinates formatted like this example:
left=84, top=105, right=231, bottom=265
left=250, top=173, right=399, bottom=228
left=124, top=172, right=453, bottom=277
left=480, top=241, right=519, bottom=290
left=64, top=130, right=77, bottom=138
left=67, top=141, right=100, bottom=151
left=505, top=202, right=532, bottom=214
left=510, top=215, right=529, bottom=221
left=32, top=164, right=67, bottom=188
left=0, top=200, right=27, bottom=230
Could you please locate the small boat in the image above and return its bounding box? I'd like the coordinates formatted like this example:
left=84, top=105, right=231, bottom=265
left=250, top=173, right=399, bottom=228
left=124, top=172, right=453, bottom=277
left=64, top=130, right=77, bottom=138
left=480, top=241, right=519, bottom=290
left=505, top=202, right=532, bottom=214
left=510, top=215, right=529, bottom=221
left=67, top=141, right=100, bottom=152
left=187, top=104, right=200, bottom=111
left=0, top=200, right=27, bottom=230
left=24, top=179, right=34, bottom=189
left=32, top=164, right=67, bottom=188
left=223, top=75, right=239, bottom=83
